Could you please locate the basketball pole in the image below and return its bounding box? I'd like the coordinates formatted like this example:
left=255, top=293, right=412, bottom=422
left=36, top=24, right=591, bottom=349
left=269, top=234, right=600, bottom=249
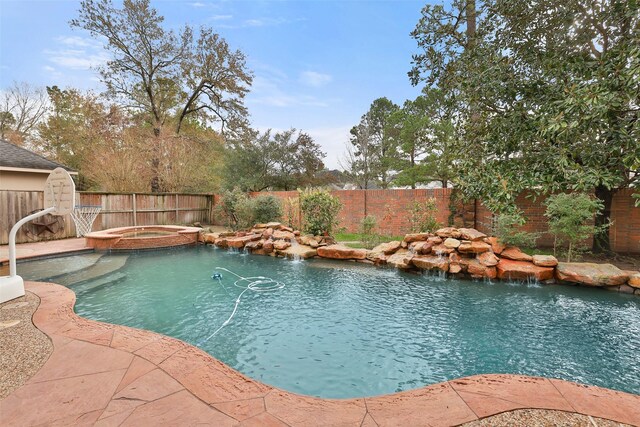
left=7, top=207, right=56, bottom=277
left=0, top=207, right=57, bottom=303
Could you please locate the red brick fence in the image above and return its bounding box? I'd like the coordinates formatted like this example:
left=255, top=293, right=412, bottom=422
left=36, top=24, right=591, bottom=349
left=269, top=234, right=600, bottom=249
left=249, top=188, right=639, bottom=254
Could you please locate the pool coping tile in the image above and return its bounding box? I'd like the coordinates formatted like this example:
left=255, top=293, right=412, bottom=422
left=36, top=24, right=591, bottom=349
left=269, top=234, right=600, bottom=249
left=2, top=281, right=637, bottom=427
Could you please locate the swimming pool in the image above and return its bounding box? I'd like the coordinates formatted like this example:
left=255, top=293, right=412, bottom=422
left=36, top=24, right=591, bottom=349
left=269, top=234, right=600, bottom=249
left=21, top=245, right=640, bottom=398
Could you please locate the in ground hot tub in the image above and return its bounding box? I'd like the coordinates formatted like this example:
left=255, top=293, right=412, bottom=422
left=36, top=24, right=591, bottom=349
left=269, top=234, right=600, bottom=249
left=85, top=225, right=201, bottom=250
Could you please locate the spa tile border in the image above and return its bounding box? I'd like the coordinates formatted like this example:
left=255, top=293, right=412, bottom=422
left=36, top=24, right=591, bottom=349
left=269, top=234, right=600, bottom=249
left=1, top=281, right=638, bottom=427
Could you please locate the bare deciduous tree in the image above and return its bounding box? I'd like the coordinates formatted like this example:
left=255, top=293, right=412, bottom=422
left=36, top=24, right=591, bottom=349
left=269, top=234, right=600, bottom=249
left=0, top=82, right=49, bottom=145
left=71, top=0, right=252, bottom=191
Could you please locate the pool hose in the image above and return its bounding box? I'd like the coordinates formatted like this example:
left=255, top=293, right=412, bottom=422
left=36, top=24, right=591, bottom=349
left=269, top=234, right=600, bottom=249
left=198, top=267, right=285, bottom=345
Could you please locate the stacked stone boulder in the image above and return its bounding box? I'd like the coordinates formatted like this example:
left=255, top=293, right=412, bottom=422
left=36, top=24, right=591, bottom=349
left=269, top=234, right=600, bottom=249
left=364, top=227, right=555, bottom=282
left=203, top=222, right=335, bottom=260
left=202, top=225, right=639, bottom=295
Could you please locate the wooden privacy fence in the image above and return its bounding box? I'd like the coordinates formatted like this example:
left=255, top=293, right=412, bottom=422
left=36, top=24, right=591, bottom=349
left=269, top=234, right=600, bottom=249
left=0, top=191, right=214, bottom=245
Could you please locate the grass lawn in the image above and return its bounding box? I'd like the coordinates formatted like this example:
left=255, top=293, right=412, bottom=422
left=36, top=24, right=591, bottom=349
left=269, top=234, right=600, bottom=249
left=334, top=232, right=405, bottom=242
left=334, top=232, right=405, bottom=249
left=522, top=247, right=555, bottom=256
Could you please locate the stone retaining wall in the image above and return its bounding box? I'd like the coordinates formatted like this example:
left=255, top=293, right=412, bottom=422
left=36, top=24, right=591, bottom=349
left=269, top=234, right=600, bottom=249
left=203, top=224, right=640, bottom=295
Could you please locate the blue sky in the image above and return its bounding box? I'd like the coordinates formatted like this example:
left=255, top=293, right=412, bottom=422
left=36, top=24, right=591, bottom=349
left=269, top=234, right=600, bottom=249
left=0, top=0, right=428, bottom=169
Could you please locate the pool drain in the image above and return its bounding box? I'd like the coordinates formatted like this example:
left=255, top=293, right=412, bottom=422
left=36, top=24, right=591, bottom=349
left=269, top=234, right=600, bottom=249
left=198, top=267, right=285, bottom=345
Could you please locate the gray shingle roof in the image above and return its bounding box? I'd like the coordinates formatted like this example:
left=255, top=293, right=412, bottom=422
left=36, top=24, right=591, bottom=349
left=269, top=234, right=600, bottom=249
left=0, top=139, right=74, bottom=172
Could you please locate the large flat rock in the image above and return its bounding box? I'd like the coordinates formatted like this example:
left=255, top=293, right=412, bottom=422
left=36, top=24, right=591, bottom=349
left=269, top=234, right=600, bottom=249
left=532, top=254, right=558, bottom=267
left=458, top=228, right=486, bottom=241
left=386, top=250, right=413, bottom=269
left=496, top=259, right=554, bottom=281
left=467, top=259, right=497, bottom=279
left=412, top=255, right=449, bottom=272
left=555, top=263, right=630, bottom=287
left=403, top=233, right=431, bottom=243
left=458, top=241, right=491, bottom=254
left=226, top=234, right=261, bottom=248
left=628, top=272, right=640, bottom=289
left=369, top=241, right=402, bottom=256
left=316, top=244, right=367, bottom=260
left=500, top=246, right=533, bottom=262
left=280, top=244, right=317, bottom=259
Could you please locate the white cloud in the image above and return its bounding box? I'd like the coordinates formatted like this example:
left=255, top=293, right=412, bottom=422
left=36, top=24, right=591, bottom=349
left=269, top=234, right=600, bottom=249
left=244, top=19, right=267, bottom=27
left=45, top=50, right=109, bottom=70
left=219, top=16, right=304, bottom=29
left=248, top=75, right=329, bottom=108
left=44, top=36, right=109, bottom=71
left=42, top=65, right=63, bottom=81
left=305, top=125, right=352, bottom=169
left=299, top=71, right=332, bottom=88
left=56, top=36, right=94, bottom=48
left=190, top=2, right=206, bottom=7
left=250, top=60, right=289, bottom=82
left=209, top=14, right=233, bottom=21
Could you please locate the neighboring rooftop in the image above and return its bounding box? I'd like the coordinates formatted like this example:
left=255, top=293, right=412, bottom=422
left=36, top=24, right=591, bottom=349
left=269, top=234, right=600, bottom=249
left=0, top=139, right=74, bottom=172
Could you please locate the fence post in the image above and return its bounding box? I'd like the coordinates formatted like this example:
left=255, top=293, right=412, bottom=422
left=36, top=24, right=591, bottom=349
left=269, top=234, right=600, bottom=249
left=132, top=193, right=137, bottom=226
left=175, top=194, right=179, bottom=224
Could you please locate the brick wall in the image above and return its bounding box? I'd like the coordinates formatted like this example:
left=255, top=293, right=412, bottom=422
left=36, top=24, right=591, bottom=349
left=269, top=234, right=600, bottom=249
left=610, top=189, right=640, bottom=253
left=358, top=189, right=453, bottom=236
left=247, top=189, right=456, bottom=237
left=217, top=188, right=639, bottom=253
left=475, top=189, right=639, bottom=253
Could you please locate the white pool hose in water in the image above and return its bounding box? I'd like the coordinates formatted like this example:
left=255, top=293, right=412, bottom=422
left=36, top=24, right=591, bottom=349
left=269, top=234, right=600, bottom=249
left=198, top=267, right=285, bottom=345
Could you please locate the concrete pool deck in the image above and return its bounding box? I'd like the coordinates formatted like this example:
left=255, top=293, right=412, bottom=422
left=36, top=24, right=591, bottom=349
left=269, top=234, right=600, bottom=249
left=1, top=281, right=638, bottom=426
left=0, top=238, right=91, bottom=267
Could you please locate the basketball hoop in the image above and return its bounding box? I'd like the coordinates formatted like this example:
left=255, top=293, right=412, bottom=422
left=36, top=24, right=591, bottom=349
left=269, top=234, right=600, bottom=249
left=1, top=167, right=76, bottom=303
left=70, top=205, right=102, bottom=237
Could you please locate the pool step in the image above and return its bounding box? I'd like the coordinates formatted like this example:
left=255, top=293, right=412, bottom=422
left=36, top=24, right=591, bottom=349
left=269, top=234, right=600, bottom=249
left=19, top=254, right=104, bottom=282
left=72, top=272, right=128, bottom=296
left=55, top=255, right=129, bottom=287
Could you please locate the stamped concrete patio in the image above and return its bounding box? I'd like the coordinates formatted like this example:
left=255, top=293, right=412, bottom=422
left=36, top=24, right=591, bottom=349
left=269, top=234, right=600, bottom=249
left=1, top=280, right=638, bottom=426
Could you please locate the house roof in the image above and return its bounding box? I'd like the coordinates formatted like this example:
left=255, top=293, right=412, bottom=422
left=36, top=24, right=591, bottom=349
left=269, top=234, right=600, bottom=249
left=0, top=139, right=75, bottom=173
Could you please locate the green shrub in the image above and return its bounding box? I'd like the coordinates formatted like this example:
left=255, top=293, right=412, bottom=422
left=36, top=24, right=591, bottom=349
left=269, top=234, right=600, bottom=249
left=493, top=211, right=539, bottom=248
left=300, top=189, right=342, bottom=236
left=216, top=188, right=246, bottom=230
left=216, top=190, right=282, bottom=231
left=234, top=196, right=256, bottom=230
left=408, top=198, right=441, bottom=233
left=544, top=193, right=604, bottom=262
left=359, top=215, right=381, bottom=249
left=283, top=196, right=301, bottom=229
left=252, top=194, right=282, bottom=224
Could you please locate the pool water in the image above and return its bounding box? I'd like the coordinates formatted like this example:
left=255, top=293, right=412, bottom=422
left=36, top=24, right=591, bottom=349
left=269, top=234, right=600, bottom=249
left=22, top=246, right=640, bottom=398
